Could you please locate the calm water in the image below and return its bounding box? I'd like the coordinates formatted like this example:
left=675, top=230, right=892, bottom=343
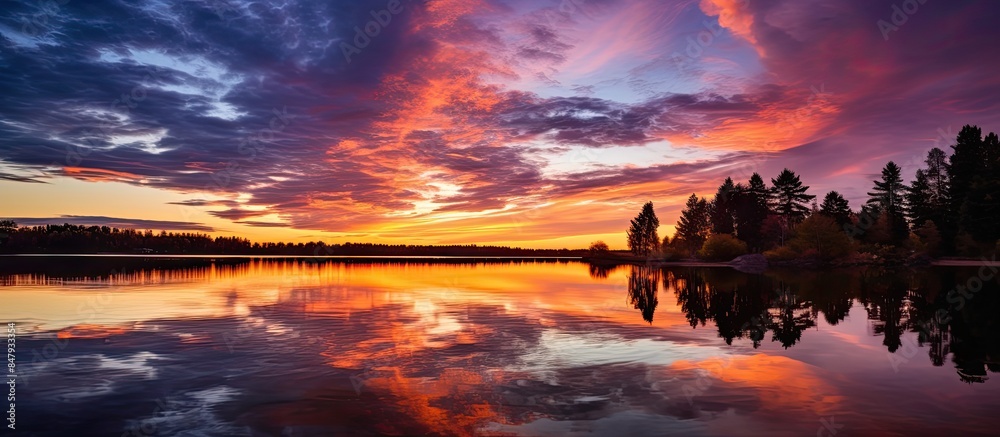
left=2, top=257, right=999, bottom=436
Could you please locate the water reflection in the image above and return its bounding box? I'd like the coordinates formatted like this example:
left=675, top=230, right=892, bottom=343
left=617, top=265, right=1000, bottom=384
left=3, top=258, right=999, bottom=436
left=626, top=266, right=659, bottom=323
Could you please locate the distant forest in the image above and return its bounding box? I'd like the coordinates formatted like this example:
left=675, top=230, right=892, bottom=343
left=619, top=124, right=1000, bottom=262
left=0, top=221, right=584, bottom=257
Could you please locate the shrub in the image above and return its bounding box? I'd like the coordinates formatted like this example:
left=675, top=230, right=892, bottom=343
left=788, top=214, right=853, bottom=260
left=912, top=220, right=942, bottom=256
left=697, top=234, right=748, bottom=261
left=764, top=245, right=798, bottom=261
left=588, top=240, right=610, bottom=256
left=662, top=245, right=686, bottom=261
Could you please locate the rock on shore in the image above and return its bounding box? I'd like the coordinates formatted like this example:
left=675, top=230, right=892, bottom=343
left=729, top=254, right=768, bottom=273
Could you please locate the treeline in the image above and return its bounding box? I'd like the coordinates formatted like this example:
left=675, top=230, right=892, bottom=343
left=622, top=124, right=1000, bottom=262
left=0, top=222, right=584, bottom=256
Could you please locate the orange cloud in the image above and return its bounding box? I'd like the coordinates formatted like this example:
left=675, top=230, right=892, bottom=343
left=699, top=0, right=757, bottom=47
left=62, top=166, right=142, bottom=183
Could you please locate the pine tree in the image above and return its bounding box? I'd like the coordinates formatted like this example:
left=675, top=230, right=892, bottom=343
left=960, top=131, right=1000, bottom=242
left=867, top=161, right=909, bottom=244
left=747, top=173, right=773, bottom=207
left=710, top=177, right=739, bottom=235
left=948, top=125, right=984, bottom=221
left=675, top=194, right=711, bottom=253
left=895, top=147, right=953, bottom=250
left=905, top=169, right=934, bottom=227
left=868, top=161, right=906, bottom=211
left=771, top=169, right=815, bottom=223
left=924, top=148, right=950, bottom=208
left=627, top=201, right=660, bottom=256
left=734, top=173, right=771, bottom=250
left=819, top=191, right=852, bottom=228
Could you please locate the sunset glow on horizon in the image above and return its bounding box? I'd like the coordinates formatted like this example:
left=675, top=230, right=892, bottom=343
left=2, top=0, right=999, bottom=248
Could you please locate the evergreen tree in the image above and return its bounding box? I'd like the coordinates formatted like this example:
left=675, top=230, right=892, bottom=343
left=924, top=148, right=950, bottom=209
left=734, top=173, right=771, bottom=250
left=948, top=125, right=984, bottom=221
left=915, top=147, right=953, bottom=242
left=867, top=161, right=906, bottom=211
left=771, top=169, right=815, bottom=223
left=747, top=173, right=774, bottom=206
left=675, top=194, right=711, bottom=253
left=710, top=177, right=739, bottom=235
left=959, top=131, right=1000, bottom=242
left=905, top=169, right=934, bottom=227
left=867, top=161, right=909, bottom=244
left=819, top=191, right=852, bottom=228
left=627, top=201, right=661, bottom=256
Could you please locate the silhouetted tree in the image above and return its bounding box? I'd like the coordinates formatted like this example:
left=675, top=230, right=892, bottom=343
left=907, top=148, right=952, bottom=237
left=674, top=194, right=711, bottom=254
left=710, top=177, right=739, bottom=235
left=0, top=222, right=584, bottom=256
left=947, top=125, right=985, bottom=221
left=958, top=131, right=1000, bottom=243
left=734, top=173, right=771, bottom=250
left=588, top=241, right=610, bottom=256
left=905, top=169, right=934, bottom=228
left=819, top=191, right=852, bottom=229
left=0, top=220, right=15, bottom=246
left=867, top=161, right=909, bottom=244
left=771, top=169, right=815, bottom=224
left=627, top=202, right=660, bottom=256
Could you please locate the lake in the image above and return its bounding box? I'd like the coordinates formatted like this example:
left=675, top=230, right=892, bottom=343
left=3, top=257, right=999, bottom=436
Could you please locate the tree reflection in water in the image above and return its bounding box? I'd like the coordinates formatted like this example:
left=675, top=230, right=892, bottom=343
left=626, top=265, right=659, bottom=324
left=623, top=264, right=1000, bottom=383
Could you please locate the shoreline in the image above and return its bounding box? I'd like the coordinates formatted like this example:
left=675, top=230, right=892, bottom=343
left=583, top=253, right=999, bottom=269
left=1, top=253, right=995, bottom=268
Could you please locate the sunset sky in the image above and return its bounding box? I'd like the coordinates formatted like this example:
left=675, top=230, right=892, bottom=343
left=1, top=0, right=999, bottom=248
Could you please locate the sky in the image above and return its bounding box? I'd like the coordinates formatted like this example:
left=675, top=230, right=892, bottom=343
left=1, top=0, right=999, bottom=249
